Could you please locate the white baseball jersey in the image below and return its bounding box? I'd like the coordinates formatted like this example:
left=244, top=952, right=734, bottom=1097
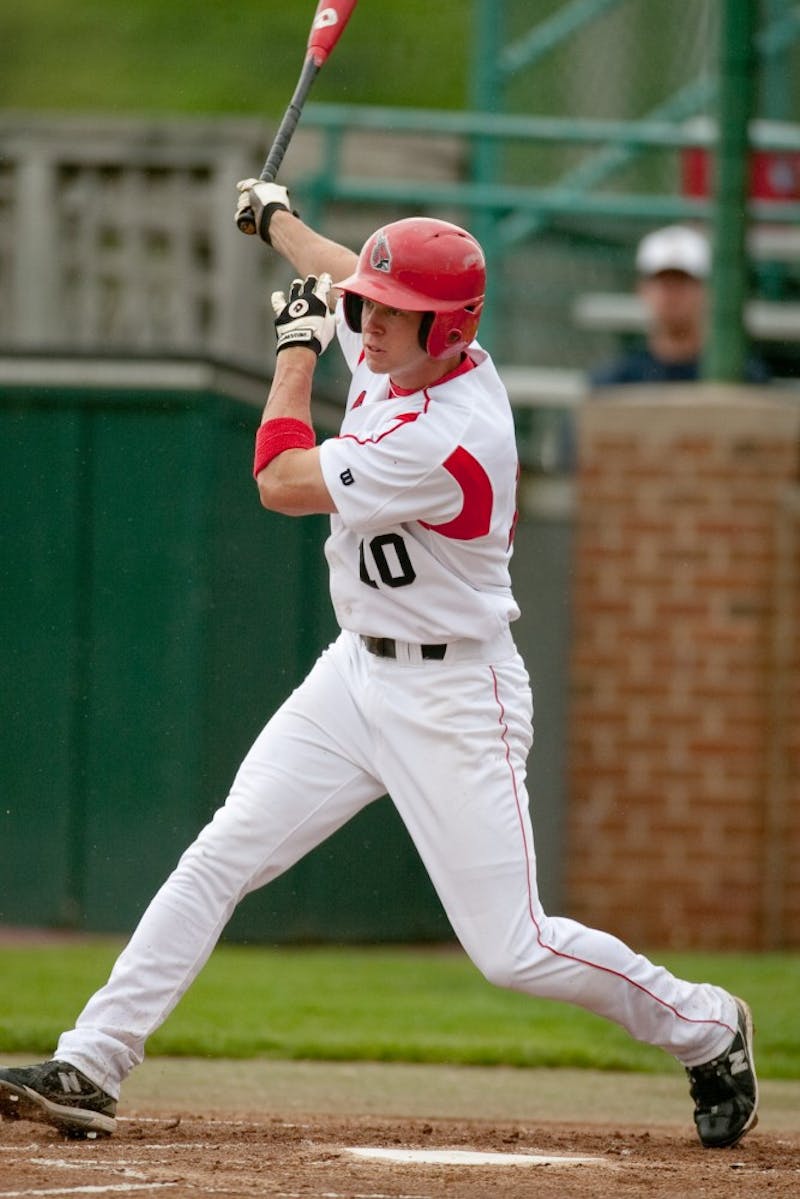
left=318, top=314, right=521, bottom=642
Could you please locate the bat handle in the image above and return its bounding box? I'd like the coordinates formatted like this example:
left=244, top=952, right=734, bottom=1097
left=236, top=56, right=319, bottom=239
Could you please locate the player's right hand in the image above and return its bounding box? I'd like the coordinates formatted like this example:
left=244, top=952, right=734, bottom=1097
left=235, top=179, right=296, bottom=244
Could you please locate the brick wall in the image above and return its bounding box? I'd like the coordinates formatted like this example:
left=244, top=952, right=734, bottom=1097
left=773, top=486, right=800, bottom=947
left=566, top=386, right=800, bottom=949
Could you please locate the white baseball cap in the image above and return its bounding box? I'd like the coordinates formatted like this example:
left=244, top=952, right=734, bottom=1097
left=635, top=225, right=710, bottom=279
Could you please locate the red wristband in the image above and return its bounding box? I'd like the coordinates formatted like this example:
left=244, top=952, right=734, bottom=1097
left=253, top=417, right=316, bottom=478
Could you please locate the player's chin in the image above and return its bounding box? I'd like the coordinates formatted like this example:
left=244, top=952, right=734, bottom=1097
left=363, top=349, right=389, bottom=374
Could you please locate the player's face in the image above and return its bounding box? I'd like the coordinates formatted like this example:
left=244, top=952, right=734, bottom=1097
left=359, top=298, right=442, bottom=390
left=639, top=270, right=706, bottom=336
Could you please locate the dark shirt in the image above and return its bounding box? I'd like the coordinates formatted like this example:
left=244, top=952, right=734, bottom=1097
left=590, top=346, right=771, bottom=388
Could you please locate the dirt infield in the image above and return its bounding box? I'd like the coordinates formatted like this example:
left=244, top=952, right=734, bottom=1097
left=2, top=1058, right=799, bottom=1198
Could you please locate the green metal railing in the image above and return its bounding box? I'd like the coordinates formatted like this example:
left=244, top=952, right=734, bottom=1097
left=298, top=102, right=800, bottom=215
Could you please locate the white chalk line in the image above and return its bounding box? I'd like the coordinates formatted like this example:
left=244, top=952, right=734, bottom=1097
left=117, top=1117, right=252, bottom=1127
left=0, top=1186, right=177, bottom=1197
left=116, top=1116, right=310, bottom=1130
left=31, top=1146, right=231, bottom=1155
left=3, top=1184, right=425, bottom=1199
left=28, top=1164, right=149, bottom=1180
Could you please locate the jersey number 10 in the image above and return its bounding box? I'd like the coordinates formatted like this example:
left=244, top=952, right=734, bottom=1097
left=359, top=533, right=417, bottom=590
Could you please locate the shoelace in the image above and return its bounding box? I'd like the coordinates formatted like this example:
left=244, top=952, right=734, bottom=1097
left=688, top=1064, right=721, bottom=1102
left=688, top=1057, right=744, bottom=1111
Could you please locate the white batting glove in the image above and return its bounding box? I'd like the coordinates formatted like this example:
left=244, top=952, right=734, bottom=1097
left=271, top=274, right=336, bottom=357
left=235, top=178, right=296, bottom=244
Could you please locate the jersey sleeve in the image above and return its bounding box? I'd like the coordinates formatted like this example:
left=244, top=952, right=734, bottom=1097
left=319, top=404, right=470, bottom=534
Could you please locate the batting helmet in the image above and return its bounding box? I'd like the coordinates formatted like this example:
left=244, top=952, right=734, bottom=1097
left=336, top=217, right=486, bottom=359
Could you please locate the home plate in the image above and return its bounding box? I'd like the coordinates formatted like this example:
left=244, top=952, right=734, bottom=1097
left=343, top=1147, right=606, bottom=1167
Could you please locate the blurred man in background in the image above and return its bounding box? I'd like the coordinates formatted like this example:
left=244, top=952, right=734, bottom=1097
left=590, top=224, right=771, bottom=387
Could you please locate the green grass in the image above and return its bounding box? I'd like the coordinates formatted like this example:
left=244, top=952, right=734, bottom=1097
left=0, top=1, right=471, bottom=115
left=1, top=942, right=798, bottom=1078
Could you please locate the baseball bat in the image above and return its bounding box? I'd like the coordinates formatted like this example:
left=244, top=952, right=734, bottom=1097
left=237, top=0, right=359, bottom=235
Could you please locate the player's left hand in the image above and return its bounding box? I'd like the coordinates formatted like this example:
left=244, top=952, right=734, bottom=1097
left=271, top=274, right=336, bottom=357
left=235, top=178, right=297, bottom=244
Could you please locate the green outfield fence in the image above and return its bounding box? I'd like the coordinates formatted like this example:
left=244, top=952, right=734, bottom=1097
left=0, top=362, right=441, bottom=941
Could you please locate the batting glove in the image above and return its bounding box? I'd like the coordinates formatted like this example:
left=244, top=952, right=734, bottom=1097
left=235, top=178, right=297, bottom=244
left=272, top=274, right=336, bottom=357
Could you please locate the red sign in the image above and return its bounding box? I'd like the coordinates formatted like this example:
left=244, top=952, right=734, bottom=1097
left=682, top=146, right=800, bottom=201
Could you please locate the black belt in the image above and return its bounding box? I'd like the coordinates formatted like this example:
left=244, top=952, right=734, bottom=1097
left=361, top=636, right=447, bottom=660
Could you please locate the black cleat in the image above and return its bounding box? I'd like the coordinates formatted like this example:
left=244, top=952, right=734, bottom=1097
left=686, top=998, right=758, bottom=1149
left=0, top=1060, right=117, bottom=1139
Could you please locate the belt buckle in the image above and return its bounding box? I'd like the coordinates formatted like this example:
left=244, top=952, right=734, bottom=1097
left=362, top=636, right=396, bottom=658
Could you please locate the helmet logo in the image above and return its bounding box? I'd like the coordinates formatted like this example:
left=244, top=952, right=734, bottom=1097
left=370, top=231, right=392, bottom=273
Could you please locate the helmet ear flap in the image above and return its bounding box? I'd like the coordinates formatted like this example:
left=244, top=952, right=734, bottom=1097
left=423, top=303, right=482, bottom=359
left=418, top=312, right=434, bottom=353
left=343, top=292, right=364, bottom=333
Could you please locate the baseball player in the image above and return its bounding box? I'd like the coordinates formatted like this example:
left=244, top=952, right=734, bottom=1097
left=0, top=186, right=757, bottom=1149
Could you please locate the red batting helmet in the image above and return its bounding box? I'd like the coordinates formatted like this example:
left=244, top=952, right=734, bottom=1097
left=335, top=217, right=486, bottom=359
